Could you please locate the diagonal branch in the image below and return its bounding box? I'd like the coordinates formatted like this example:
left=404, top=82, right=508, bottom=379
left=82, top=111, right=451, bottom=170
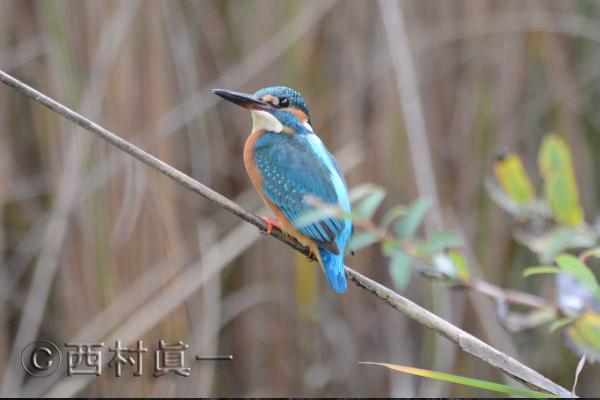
left=0, top=70, right=571, bottom=397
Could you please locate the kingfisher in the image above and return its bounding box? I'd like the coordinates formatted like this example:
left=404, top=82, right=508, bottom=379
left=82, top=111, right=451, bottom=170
left=213, top=86, right=352, bottom=293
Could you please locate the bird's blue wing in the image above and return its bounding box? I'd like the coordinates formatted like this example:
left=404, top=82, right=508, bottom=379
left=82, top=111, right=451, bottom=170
left=255, top=133, right=347, bottom=254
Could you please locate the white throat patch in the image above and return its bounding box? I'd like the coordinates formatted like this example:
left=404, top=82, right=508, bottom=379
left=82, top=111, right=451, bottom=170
left=251, top=110, right=283, bottom=133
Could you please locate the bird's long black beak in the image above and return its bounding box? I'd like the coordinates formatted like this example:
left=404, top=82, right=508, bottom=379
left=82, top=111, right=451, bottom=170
left=213, top=89, right=274, bottom=111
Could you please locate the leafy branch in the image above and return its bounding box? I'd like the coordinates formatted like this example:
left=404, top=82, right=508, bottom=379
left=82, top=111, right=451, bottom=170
left=334, top=136, right=598, bottom=395
left=489, top=135, right=600, bottom=366
left=303, top=184, right=558, bottom=313
left=0, top=69, right=571, bottom=397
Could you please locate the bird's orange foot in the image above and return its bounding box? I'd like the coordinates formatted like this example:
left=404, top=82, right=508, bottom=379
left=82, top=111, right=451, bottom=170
left=260, top=216, right=282, bottom=235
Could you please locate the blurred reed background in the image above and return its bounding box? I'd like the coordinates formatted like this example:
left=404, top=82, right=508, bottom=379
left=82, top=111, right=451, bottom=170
left=1, top=0, right=599, bottom=396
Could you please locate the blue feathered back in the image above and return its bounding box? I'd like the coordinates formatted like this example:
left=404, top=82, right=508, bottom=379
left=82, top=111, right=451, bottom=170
left=254, top=127, right=352, bottom=293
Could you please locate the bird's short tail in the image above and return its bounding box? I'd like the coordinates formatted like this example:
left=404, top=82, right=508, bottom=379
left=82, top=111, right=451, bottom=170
left=316, top=247, right=347, bottom=294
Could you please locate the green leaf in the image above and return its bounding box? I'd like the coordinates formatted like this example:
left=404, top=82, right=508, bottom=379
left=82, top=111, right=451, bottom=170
left=448, top=250, right=470, bottom=282
left=381, top=240, right=398, bottom=256
left=380, top=205, right=407, bottom=230
left=296, top=207, right=339, bottom=227
left=359, top=362, right=553, bottom=398
left=388, top=251, right=412, bottom=292
left=529, top=309, right=559, bottom=328
left=349, top=184, right=380, bottom=203
left=347, top=231, right=380, bottom=252
left=555, top=254, right=600, bottom=300
left=549, top=317, right=575, bottom=333
left=426, top=232, right=462, bottom=254
left=493, top=152, right=535, bottom=205
left=536, top=227, right=597, bottom=264
left=355, top=187, right=386, bottom=219
left=523, top=266, right=561, bottom=278
left=565, top=311, right=600, bottom=363
left=485, top=177, right=523, bottom=215
left=396, top=199, right=431, bottom=239
left=538, top=134, right=584, bottom=227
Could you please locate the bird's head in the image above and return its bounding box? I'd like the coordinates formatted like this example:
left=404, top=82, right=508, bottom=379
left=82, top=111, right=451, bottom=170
left=213, top=86, right=313, bottom=134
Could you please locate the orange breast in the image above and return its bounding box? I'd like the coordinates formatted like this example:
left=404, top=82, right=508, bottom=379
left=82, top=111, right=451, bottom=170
left=243, top=129, right=265, bottom=192
left=243, top=130, right=317, bottom=250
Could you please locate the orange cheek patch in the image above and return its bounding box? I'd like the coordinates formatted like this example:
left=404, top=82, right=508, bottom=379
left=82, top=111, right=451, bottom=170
left=262, top=94, right=277, bottom=105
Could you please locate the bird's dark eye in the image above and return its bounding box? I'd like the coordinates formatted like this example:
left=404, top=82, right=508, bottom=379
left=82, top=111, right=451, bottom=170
left=279, top=97, right=290, bottom=107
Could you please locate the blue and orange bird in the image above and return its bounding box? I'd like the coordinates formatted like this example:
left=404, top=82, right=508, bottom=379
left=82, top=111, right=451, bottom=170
left=213, top=86, right=352, bottom=293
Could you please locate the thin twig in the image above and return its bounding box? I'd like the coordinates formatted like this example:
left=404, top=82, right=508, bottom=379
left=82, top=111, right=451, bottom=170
left=467, top=277, right=557, bottom=311
left=0, top=70, right=572, bottom=397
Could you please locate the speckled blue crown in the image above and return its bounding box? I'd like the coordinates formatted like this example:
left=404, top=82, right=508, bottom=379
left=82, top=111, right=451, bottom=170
left=254, top=86, right=311, bottom=122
